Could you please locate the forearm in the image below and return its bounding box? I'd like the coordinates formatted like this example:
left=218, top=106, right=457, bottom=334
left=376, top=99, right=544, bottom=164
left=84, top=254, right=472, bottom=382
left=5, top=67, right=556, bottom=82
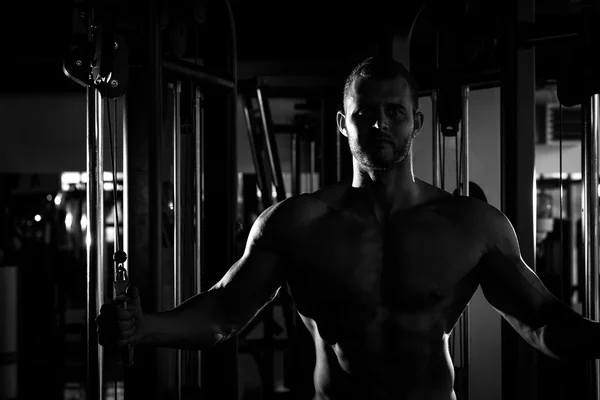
left=140, top=291, right=232, bottom=350
left=539, top=316, right=600, bottom=361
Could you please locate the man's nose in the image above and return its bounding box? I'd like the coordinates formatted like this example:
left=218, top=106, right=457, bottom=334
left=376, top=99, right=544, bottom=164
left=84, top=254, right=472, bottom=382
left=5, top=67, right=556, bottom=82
left=372, top=111, right=389, bottom=131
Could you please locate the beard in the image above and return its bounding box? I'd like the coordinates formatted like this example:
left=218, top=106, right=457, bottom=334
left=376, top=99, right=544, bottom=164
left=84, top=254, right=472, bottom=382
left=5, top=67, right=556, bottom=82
left=349, top=134, right=414, bottom=170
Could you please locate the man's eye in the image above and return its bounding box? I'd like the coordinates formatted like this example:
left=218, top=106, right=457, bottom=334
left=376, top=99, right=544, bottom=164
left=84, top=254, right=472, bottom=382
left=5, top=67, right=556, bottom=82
left=387, top=107, right=404, bottom=116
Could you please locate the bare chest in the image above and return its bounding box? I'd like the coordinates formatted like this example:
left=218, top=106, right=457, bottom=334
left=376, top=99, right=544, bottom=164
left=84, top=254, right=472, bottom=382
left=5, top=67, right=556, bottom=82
left=283, top=208, right=484, bottom=341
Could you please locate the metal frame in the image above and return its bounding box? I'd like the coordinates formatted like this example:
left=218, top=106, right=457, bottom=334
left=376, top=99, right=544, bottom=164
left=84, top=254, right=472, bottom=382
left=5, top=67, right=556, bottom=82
left=122, top=94, right=129, bottom=319
left=242, top=96, right=272, bottom=208
left=194, top=86, right=205, bottom=387
left=86, top=86, right=105, bottom=400
left=172, top=80, right=183, bottom=400
left=121, top=2, right=164, bottom=397
left=500, top=1, right=537, bottom=399
left=582, top=93, right=600, bottom=399
left=432, top=89, right=441, bottom=187
left=431, top=83, right=471, bottom=400
left=256, top=86, right=287, bottom=203
left=459, top=85, right=471, bottom=400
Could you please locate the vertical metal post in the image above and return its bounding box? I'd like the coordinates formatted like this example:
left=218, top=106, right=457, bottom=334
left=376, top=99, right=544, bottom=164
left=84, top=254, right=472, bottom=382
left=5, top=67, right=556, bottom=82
left=194, top=86, right=204, bottom=387
left=460, top=85, right=470, bottom=400
left=242, top=98, right=271, bottom=208
left=582, top=94, right=600, bottom=400
left=121, top=96, right=131, bottom=392
left=336, top=117, right=342, bottom=182
left=500, top=0, right=537, bottom=399
left=123, top=2, right=162, bottom=398
left=86, top=87, right=105, bottom=400
left=112, top=98, right=120, bottom=269
left=257, top=87, right=286, bottom=202
left=173, top=81, right=183, bottom=307
left=432, top=89, right=441, bottom=188
left=291, top=133, right=300, bottom=196
left=122, top=95, right=129, bottom=291
left=173, top=81, right=183, bottom=400
left=461, top=86, right=470, bottom=196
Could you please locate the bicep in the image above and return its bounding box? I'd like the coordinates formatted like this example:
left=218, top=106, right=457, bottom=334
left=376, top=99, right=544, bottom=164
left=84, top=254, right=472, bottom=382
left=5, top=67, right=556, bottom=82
left=212, top=250, right=284, bottom=325
left=477, top=209, right=559, bottom=331
left=208, top=202, right=288, bottom=332
left=478, top=250, right=557, bottom=330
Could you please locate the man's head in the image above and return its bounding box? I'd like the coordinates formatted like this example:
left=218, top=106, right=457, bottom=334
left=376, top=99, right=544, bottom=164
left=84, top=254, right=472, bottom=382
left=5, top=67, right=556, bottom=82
left=337, top=56, right=424, bottom=171
left=342, top=56, right=420, bottom=112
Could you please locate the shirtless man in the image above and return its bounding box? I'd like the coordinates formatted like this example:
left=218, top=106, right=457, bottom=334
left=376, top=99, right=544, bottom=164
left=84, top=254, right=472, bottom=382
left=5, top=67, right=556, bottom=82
left=97, top=56, right=600, bottom=400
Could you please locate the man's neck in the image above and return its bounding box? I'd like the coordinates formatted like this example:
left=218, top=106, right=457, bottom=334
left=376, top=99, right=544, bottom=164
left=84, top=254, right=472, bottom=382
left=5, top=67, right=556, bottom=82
left=350, top=157, right=420, bottom=218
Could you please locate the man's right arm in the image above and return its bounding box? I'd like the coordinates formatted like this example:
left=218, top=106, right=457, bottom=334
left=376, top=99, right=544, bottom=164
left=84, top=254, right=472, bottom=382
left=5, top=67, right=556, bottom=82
left=105, top=199, right=291, bottom=350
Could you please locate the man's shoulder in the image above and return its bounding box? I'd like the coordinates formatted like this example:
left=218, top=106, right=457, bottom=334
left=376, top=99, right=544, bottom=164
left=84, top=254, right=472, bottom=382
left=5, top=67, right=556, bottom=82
left=288, top=180, right=351, bottom=212
left=258, top=184, right=343, bottom=227
left=444, top=194, right=499, bottom=223
left=444, top=194, right=513, bottom=246
left=248, top=187, right=341, bottom=251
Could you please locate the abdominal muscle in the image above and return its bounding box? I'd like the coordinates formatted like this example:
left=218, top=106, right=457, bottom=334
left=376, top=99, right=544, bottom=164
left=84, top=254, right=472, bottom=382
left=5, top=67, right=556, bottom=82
left=310, top=327, right=457, bottom=400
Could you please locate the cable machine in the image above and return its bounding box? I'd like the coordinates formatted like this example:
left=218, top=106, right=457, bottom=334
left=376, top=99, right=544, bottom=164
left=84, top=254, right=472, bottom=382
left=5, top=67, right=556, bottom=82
left=408, top=1, right=600, bottom=399
left=431, top=79, right=472, bottom=400
left=556, top=6, right=600, bottom=399
left=63, top=1, right=239, bottom=399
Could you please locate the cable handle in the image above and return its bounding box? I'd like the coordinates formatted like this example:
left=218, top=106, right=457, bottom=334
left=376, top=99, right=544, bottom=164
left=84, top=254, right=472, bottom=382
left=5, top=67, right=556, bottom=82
left=113, top=250, right=134, bottom=367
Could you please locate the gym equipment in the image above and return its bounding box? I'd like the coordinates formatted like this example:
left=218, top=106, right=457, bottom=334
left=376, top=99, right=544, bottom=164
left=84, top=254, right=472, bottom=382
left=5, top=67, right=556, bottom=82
left=64, top=0, right=240, bottom=398
left=64, top=5, right=134, bottom=399
left=555, top=7, right=600, bottom=399
left=431, top=82, right=472, bottom=400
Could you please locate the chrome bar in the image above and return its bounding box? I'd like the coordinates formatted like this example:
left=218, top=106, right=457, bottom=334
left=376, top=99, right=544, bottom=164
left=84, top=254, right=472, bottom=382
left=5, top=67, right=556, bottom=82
left=593, top=92, right=600, bottom=340
left=173, top=81, right=183, bottom=400
left=194, top=86, right=204, bottom=386
left=194, top=86, right=204, bottom=299
left=583, top=93, right=600, bottom=399
left=432, top=89, right=441, bottom=188
left=242, top=97, right=271, bottom=208
left=122, top=95, right=129, bottom=283
left=173, top=81, right=183, bottom=308
left=462, top=86, right=470, bottom=197
left=460, top=85, right=470, bottom=400
left=86, top=87, right=105, bottom=400
left=112, top=98, right=120, bottom=258
left=257, top=87, right=286, bottom=202
left=335, top=99, right=342, bottom=183
left=292, top=133, right=301, bottom=196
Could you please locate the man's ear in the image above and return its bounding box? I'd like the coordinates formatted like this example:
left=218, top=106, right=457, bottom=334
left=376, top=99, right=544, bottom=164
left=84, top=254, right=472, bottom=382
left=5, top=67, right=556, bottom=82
left=412, top=110, right=424, bottom=138
left=336, top=110, right=348, bottom=138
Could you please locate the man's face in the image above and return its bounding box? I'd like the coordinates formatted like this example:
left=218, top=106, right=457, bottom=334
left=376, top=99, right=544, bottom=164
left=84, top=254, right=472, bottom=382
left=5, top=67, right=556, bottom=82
left=337, top=76, right=423, bottom=170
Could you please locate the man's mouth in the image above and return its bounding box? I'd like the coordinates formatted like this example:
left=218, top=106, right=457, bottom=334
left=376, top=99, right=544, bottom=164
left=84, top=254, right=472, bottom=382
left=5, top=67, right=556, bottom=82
left=374, top=136, right=394, bottom=144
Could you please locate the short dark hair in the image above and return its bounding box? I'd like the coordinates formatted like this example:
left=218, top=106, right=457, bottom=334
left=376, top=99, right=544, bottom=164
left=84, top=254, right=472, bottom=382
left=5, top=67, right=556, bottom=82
left=343, top=56, right=420, bottom=111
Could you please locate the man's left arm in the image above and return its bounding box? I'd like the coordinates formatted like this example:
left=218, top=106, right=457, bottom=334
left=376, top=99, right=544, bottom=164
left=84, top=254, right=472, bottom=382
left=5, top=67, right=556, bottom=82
left=477, top=206, right=600, bottom=361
